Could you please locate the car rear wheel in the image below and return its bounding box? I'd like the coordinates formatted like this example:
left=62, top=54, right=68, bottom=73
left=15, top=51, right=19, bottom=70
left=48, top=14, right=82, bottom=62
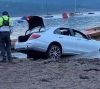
left=47, top=45, right=61, bottom=58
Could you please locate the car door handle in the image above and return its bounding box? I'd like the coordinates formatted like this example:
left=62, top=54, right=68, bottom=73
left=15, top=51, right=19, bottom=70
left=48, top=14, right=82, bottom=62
left=77, top=39, right=81, bottom=40
left=59, top=37, right=63, bottom=38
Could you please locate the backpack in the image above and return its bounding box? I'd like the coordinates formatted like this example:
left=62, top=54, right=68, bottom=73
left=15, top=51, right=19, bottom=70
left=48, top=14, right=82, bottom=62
left=2, top=17, right=9, bottom=26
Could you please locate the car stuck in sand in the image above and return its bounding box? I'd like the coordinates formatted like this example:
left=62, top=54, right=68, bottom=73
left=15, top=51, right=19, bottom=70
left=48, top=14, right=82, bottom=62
left=14, top=16, right=100, bottom=59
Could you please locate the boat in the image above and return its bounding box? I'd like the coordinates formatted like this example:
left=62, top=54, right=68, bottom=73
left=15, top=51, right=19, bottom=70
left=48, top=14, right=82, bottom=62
left=70, top=0, right=83, bottom=16
left=44, top=0, right=53, bottom=18
left=44, top=14, right=53, bottom=18
left=62, top=12, right=68, bottom=19
left=83, top=26, right=100, bottom=40
left=88, top=12, right=94, bottom=14
left=17, top=20, right=24, bottom=23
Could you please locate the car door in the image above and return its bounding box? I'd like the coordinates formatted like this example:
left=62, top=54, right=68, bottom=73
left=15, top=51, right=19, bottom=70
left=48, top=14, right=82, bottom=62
left=73, top=30, right=97, bottom=53
left=54, top=28, right=78, bottom=54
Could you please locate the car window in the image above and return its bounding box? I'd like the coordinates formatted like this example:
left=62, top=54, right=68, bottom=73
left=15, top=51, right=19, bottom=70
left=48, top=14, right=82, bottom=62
left=74, top=30, right=88, bottom=39
left=54, top=28, right=71, bottom=36
left=74, top=32, right=83, bottom=38
left=54, top=28, right=62, bottom=34
left=61, top=30, right=70, bottom=36
left=60, top=28, right=71, bottom=36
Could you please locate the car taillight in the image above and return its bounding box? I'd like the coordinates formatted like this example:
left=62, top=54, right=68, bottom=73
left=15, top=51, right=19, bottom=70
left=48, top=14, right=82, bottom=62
left=29, top=34, right=41, bottom=40
left=26, top=17, right=30, bottom=20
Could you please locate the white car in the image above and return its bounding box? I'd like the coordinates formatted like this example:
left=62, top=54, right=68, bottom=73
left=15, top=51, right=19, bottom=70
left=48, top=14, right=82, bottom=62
left=15, top=16, right=100, bottom=59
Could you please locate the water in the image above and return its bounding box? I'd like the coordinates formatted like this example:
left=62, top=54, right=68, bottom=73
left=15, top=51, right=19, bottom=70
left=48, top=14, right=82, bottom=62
left=11, top=13, right=100, bottom=39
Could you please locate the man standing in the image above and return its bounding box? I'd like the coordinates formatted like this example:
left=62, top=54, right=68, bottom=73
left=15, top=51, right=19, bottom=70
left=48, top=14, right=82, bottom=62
left=0, top=11, right=14, bottom=63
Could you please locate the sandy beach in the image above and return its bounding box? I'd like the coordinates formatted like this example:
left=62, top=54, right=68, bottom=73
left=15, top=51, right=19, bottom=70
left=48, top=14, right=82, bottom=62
left=0, top=56, right=100, bottom=89
left=0, top=15, right=100, bottom=89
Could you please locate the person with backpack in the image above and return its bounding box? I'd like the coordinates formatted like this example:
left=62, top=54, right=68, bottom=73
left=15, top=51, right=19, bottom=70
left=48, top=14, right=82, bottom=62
left=0, top=11, right=14, bottom=63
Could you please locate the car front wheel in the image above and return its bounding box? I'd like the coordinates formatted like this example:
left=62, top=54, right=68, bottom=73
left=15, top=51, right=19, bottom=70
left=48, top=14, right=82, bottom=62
left=47, top=45, right=61, bottom=58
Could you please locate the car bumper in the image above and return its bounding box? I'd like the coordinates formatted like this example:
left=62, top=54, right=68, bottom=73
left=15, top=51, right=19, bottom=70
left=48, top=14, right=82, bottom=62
left=15, top=47, right=46, bottom=54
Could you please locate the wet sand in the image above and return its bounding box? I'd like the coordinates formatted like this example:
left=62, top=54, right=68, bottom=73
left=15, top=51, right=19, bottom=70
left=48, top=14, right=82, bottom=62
left=0, top=56, right=100, bottom=89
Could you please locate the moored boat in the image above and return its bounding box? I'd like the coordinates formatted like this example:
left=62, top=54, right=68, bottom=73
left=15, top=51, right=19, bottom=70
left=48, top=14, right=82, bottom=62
left=44, top=14, right=53, bottom=18
left=83, top=26, right=100, bottom=40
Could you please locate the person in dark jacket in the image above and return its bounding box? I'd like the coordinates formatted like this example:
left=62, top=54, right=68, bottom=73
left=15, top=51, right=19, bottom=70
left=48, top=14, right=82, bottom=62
left=0, top=11, right=14, bottom=63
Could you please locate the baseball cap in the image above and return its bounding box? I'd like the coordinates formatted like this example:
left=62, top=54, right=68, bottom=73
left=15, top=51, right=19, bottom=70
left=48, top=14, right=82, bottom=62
left=2, top=11, right=9, bottom=15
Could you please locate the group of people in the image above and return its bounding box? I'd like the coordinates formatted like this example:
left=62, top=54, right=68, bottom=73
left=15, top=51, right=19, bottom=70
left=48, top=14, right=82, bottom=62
left=0, top=11, right=14, bottom=63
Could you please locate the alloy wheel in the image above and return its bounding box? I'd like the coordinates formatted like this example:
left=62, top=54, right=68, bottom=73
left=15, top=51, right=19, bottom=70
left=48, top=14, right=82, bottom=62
left=47, top=45, right=61, bottom=58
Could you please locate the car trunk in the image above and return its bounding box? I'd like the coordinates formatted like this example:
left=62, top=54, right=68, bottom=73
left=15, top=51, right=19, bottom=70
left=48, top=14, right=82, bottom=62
left=18, top=33, right=32, bottom=42
left=18, top=16, right=45, bottom=42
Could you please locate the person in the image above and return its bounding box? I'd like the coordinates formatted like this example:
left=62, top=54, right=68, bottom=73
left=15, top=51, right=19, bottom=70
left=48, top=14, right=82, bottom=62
left=0, top=11, right=14, bottom=63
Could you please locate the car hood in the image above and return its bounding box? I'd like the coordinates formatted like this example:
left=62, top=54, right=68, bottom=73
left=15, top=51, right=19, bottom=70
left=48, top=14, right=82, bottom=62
left=26, top=16, right=45, bottom=30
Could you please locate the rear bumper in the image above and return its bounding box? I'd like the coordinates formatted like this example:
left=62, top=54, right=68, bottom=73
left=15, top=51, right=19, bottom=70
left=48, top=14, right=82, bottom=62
left=15, top=47, right=46, bottom=54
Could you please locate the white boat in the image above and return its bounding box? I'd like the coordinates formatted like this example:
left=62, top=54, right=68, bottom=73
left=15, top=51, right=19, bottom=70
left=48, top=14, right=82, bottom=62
left=44, top=0, right=53, bottom=18
left=44, top=14, right=53, bottom=18
left=73, top=0, right=83, bottom=16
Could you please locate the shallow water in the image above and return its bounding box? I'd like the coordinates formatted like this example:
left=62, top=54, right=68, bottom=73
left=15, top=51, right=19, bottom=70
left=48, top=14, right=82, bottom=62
left=12, top=52, right=27, bottom=58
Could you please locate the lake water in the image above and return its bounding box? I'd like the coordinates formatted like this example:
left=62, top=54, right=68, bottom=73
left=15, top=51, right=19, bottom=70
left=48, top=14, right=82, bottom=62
left=11, top=12, right=100, bottom=39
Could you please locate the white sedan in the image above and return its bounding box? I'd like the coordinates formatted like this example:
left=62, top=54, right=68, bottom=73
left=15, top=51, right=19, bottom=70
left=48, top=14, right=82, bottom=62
left=14, top=16, right=100, bottom=59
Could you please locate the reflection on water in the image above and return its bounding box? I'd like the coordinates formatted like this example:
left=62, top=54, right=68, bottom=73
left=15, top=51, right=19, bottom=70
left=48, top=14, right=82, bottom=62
left=12, top=52, right=27, bottom=58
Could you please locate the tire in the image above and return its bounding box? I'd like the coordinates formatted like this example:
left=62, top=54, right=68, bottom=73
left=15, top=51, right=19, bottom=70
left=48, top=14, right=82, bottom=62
left=47, top=45, right=61, bottom=58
